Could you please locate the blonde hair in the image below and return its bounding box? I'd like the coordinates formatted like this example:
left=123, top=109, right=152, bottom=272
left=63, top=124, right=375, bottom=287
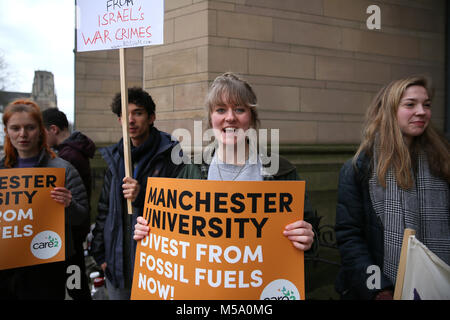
left=354, top=76, right=450, bottom=189
left=205, top=72, right=260, bottom=129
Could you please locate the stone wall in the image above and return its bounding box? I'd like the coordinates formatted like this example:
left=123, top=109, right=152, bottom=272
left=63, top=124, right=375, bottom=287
left=74, top=0, right=446, bottom=147
left=75, top=47, right=143, bottom=144
left=145, top=0, right=445, bottom=144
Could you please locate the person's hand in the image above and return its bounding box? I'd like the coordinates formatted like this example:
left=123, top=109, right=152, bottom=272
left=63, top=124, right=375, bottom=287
left=122, top=177, right=140, bottom=202
left=50, top=187, right=72, bottom=208
left=283, top=220, right=314, bottom=251
left=134, top=216, right=150, bottom=241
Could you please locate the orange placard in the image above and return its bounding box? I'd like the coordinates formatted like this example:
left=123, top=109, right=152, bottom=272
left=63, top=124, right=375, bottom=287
left=0, top=168, right=65, bottom=270
left=131, top=177, right=305, bottom=300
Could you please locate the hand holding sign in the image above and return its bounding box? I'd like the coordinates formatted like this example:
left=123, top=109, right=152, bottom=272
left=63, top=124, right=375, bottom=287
left=122, top=177, right=140, bottom=202
left=0, top=168, right=66, bottom=270
left=131, top=178, right=308, bottom=300
left=76, top=0, right=164, bottom=214
left=283, top=220, right=314, bottom=251
left=134, top=216, right=150, bottom=240
left=50, top=187, right=72, bottom=208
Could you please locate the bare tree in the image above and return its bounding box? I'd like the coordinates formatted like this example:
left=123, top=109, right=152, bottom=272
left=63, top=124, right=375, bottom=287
left=0, top=50, right=13, bottom=90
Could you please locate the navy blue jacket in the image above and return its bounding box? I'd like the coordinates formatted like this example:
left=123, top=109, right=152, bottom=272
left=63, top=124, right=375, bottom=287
left=90, top=128, right=183, bottom=289
left=335, top=154, right=393, bottom=300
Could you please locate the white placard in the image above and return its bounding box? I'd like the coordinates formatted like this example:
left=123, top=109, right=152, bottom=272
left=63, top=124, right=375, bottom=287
left=76, top=0, right=164, bottom=52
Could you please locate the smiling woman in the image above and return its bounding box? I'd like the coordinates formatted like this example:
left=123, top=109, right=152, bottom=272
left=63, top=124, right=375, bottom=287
left=396, top=85, right=432, bottom=147
left=335, top=76, right=450, bottom=300
left=134, top=72, right=316, bottom=256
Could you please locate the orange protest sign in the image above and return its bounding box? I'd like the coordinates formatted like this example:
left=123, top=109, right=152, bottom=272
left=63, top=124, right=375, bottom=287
left=0, top=168, right=66, bottom=270
left=131, top=177, right=306, bottom=300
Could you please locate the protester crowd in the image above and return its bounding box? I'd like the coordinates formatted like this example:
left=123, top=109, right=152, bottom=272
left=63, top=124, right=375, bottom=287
left=0, top=73, right=448, bottom=300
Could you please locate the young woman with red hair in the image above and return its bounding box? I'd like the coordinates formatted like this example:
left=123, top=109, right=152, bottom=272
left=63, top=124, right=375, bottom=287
left=0, top=99, right=89, bottom=299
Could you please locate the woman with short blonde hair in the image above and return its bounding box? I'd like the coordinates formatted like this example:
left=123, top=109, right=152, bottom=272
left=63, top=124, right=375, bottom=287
left=135, top=72, right=315, bottom=253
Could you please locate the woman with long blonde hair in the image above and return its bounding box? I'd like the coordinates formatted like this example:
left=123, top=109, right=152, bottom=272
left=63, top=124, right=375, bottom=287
left=335, top=76, right=450, bottom=300
left=0, top=99, right=89, bottom=299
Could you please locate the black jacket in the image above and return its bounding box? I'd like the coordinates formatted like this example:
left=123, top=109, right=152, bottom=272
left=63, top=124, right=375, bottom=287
left=335, top=153, right=393, bottom=300
left=56, top=131, right=96, bottom=201
left=90, top=128, right=184, bottom=289
left=56, top=131, right=96, bottom=239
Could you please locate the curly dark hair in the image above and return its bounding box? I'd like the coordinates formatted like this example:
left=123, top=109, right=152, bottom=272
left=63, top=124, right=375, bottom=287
left=111, top=87, right=156, bottom=117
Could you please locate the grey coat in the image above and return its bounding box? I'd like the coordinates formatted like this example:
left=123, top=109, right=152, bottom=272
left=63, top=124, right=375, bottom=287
left=0, top=149, right=89, bottom=299
left=38, top=150, right=89, bottom=257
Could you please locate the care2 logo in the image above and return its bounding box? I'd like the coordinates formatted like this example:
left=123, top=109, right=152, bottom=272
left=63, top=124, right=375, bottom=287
left=260, top=279, right=301, bottom=300
left=30, top=230, right=62, bottom=259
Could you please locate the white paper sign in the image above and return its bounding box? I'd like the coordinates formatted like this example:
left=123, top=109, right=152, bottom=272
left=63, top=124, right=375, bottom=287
left=401, top=236, right=450, bottom=300
left=76, top=0, right=164, bottom=52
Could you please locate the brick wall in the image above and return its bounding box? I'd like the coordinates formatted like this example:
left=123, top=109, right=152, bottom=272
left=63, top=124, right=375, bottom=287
left=75, top=47, right=143, bottom=143
left=145, top=0, right=445, bottom=144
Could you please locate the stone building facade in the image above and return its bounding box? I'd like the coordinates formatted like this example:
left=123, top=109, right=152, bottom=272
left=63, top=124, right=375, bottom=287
left=76, top=0, right=446, bottom=144
left=75, top=49, right=143, bottom=143
left=0, top=70, right=57, bottom=113
left=74, top=0, right=447, bottom=299
left=31, top=70, right=57, bottom=111
left=144, top=0, right=445, bottom=139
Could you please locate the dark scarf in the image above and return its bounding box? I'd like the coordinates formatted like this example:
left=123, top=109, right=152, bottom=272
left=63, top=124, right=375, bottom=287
left=117, top=126, right=161, bottom=189
left=118, top=127, right=161, bottom=289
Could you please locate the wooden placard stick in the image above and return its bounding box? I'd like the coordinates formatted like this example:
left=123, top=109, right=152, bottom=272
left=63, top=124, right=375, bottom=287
left=393, top=228, right=416, bottom=300
left=119, top=47, right=133, bottom=215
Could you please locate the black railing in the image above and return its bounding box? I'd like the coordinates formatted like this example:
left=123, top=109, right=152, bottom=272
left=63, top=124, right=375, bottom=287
left=305, top=211, right=341, bottom=267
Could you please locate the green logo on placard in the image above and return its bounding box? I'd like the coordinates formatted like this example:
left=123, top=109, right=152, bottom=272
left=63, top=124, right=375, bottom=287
left=48, top=235, right=59, bottom=247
